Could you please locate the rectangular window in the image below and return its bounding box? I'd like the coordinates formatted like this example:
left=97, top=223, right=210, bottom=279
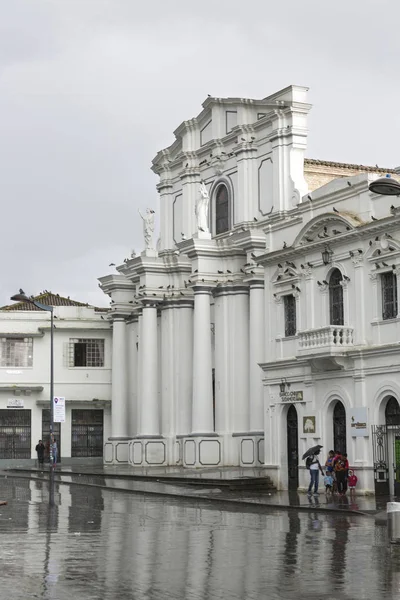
left=382, top=272, right=398, bottom=320
left=0, top=337, right=33, bottom=367
left=284, top=295, right=297, bottom=337
left=69, top=339, right=105, bottom=367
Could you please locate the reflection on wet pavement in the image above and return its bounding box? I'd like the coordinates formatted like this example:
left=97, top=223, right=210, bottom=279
left=0, top=477, right=399, bottom=599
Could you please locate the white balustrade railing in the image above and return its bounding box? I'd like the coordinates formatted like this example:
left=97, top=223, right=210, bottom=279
left=298, top=326, right=354, bottom=350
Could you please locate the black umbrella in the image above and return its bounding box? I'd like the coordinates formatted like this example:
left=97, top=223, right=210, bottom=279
left=302, top=444, right=323, bottom=460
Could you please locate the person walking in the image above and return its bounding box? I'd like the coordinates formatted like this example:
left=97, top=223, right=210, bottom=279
left=334, top=452, right=347, bottom=495
left=307, top=452, right=324, bottom=496
left=35, top=440, right=45, bottom=468
left=52, top=438, right=58, bottom=467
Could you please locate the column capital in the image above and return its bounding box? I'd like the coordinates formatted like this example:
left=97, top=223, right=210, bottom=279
left=213, top=284, right=249, bottom=298
left=248, top=279, right=264, bottom=289
left=160, top=298, right=194, bottom=310
left=192, top=285, right=213, bottom=295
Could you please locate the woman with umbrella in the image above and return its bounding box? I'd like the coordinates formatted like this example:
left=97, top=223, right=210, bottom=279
left=303, top=445, right=324, bottom=496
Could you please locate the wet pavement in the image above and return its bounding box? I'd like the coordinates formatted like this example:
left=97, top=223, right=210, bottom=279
left=0, top=475, right=400, bottom=599
left=6, top=465, right=387, bottom=515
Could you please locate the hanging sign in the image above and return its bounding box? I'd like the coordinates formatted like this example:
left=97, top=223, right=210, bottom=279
left=350, top=407, right=368, bottom=437
left=53, top=397, right=66, bottom=423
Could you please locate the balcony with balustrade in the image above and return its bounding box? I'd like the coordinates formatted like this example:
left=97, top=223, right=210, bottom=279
left=297, top=326, right=354, bottom=357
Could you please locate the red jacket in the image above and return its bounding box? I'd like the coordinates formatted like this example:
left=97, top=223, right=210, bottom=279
left=348, top=474, right=357, bottom=487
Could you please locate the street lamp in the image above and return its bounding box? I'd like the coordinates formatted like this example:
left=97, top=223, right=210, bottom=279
left=369, top=173, right=400, bottom=196
left=10, top=290, right=55, bottom=506
left=322, top=246, right=333, bottom=265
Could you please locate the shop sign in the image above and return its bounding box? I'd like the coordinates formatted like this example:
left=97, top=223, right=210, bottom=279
left=350, top=407, right=368, bottom=437
left=279, top=391, right=304, bottom=402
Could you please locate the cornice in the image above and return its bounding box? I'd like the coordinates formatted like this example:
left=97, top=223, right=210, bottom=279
left=98, top=274, right=135, bottom=295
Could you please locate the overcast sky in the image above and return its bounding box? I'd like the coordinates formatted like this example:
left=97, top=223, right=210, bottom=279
left=1, top=0, right=399, bottom=307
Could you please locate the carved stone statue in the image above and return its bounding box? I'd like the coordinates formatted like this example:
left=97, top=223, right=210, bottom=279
left=138, top=208, right=155, bottom=250
left=195, top=182, right=210, bottom=233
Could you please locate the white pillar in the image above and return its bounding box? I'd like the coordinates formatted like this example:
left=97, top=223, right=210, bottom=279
left=176, top=302, right=194, bottom=435
left=127, top=317, right=138, bottom=437
left=352, top=255, right=366, bottom=344
left=111, top=317, right=128, bottom=438
left=232, top=288, right=250, bottom=431
left=249, top=281, right=264, bottom=432
left=161, top=304, right=174, bottom=436
left=214, top=292, right=229, bottom=433
left=139, top=303, right=160, bottom=436
left=192, top=286, right=214, bottom=434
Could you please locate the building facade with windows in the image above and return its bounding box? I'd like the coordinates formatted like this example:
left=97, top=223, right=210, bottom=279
left=101, top=84, right=400, bottom=494
left=0, top=293, right=111, bottom=463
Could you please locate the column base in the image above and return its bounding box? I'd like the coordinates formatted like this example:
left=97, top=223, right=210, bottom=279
left=129, top=436, right=168, bottom=466
left=179, top=435, right=223, bottom=467
left=104, top=438, right=132, bottom=464
left=231, top=433, right=265, bottom=467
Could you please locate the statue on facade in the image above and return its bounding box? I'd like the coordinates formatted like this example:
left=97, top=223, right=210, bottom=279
left=195, top=181, right=210, bottom=233
left=138, top=208, right=155, bottom=250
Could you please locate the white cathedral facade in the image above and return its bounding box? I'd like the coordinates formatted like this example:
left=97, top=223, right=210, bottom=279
left=100, top=85, right=400, bottom=495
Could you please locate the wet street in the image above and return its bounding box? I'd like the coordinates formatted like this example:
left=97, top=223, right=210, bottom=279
left=0, top=476, right=399, bottom=600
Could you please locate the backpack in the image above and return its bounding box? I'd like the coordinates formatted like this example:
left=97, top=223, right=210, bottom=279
left=305, top=456, right=313, bottom=470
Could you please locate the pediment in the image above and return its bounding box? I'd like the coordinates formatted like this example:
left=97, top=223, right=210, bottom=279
left=294, top=214, right=356, bottom=247
left=365, top=234, right=400, bottom=261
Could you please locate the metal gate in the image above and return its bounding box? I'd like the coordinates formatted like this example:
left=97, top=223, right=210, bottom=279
left=372, top=425, right=390, bottom=495
left=41, top=409, right=61, bottom=462
left=0, top=409, right=31, bottom=459
left=71, top=409, right=103, bottom=457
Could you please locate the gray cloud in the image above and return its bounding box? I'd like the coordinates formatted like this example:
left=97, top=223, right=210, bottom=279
left=0, top=0, right=399, bottom=306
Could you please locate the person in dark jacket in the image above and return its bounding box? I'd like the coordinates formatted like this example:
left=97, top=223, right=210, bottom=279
left=35, top=440, right=45, bottom=467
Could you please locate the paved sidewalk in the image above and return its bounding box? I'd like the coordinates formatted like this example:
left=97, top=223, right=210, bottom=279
left=3, top=464, right=390, bottom=517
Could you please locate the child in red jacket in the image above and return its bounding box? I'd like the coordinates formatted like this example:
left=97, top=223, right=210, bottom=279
left=347, top=469, right=358, bottom=496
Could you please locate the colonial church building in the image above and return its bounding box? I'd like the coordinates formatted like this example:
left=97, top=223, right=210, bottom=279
left=100, top=85, right=400, bottom=495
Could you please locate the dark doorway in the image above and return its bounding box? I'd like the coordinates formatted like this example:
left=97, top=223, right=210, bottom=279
left=329, top=268, right=344, bottom=326
left=333, top=401, right=346, bottom=454
left=0, top=409, right=31, bottom=459
left=287, top=405, right=299, bottom=489
left=71, top=410, right=104, bottom=457
left=41, top=409, right=61, bottom=463
left=386, top=397, right=400, bottom=496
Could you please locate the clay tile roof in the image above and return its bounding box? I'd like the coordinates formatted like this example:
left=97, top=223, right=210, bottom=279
left=305, top=158, right=396, bottom=174
left=0, top=292, right=106, bottom=312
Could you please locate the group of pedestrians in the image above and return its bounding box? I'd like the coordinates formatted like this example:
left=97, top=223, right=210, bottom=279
left=35, top=438, right=58, bottom=468
left=306, top=448, right=357, bottom=496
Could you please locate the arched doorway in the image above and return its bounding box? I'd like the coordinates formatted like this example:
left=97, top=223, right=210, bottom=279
left=287, top=405, right=299, bottom=489
left=386, top=396, right=400, bottom=496
left=333, top=401, right=346, bottom=454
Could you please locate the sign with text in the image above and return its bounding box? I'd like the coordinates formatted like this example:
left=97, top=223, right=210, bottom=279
left=279, top=391, right=304, bottom=403
left=7, top=398, right=24, bottom=408
left=350, top=407, right=368, bottom=437
left=53, top=397, right=65, bottom=423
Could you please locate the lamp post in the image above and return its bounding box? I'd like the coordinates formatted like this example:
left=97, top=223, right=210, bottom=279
left=10, top=291, right=55, bottom=506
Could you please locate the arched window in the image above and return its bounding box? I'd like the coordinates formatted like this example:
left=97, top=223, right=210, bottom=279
left=385, top=396, right=400, bottom=426
left=329, top=268, right=344, bottom=326
left=333, top=401, right=346, bottom=454
left=215, top=184, right=230, bottom=235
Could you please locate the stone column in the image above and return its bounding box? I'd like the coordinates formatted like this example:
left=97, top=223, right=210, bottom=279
left=176, top=301, right=194, bottom=435
left=233, top=288, right=250, bottom=431
left=249, top=281, right=264, bottom=432
left=127, top=316, right=139, bottom=437
left=192, top=286, right=214, bottom=434
left=138, top=302, right=160, bottom=436
left=110, top=316, right=128, bottom=438
left=160, top=303, right=175, bottom=436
